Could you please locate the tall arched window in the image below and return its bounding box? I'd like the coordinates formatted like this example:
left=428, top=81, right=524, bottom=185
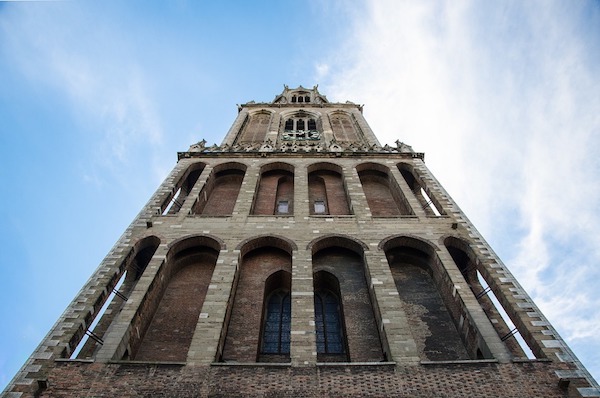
left=314, top=290, right=344, bottom=355
left=262, top=289, right=291, bottom=355
left=330, top=112, right=359, bottom=142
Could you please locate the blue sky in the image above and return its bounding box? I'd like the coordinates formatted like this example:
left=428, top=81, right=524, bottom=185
left=1, top=0, right=599, bottom=390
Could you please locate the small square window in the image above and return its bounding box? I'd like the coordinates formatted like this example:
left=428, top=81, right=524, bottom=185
left=314, top=200, right=326, bottom=214
left=277, top=201, right=289, bottom=214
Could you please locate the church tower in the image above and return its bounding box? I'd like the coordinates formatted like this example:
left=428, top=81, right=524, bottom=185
left=4, top=86, right=598, bottom=397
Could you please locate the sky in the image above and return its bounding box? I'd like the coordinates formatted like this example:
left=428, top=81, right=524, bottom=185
left=1, top=0, right=599, bottom=390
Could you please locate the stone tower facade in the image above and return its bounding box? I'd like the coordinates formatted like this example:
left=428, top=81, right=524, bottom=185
left=4, top=86, right=599, bottom=397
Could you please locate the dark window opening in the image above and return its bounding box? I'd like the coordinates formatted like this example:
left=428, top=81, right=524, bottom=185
left=297, top=118, right=305, bottom=130
left=315, top=290, right=345, bottom=354
left=262, top=289, right=291, bottom=354
left=298, top=96, right=304, bottom=103
left=308, top=119, right=317, bottom=130
left=285, top=119, right=294, bottom=131
left=305, top=95, right=310, bottom=103
left=291, top=96, right=297, bottom=103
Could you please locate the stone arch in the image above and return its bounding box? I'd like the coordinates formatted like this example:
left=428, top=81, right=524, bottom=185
left=356, top=162, right=413, bottom=216
left=382, top=235, right=470, bottom=361
left=192, top=162, right=246, bottom=216
left=75, top=235, right=162, bottom=359
left=308, top=234, right=368, bottom=256
left=443, top=236, right=526, bottom=357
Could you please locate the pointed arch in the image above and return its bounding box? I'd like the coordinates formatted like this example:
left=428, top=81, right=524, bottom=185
left=237, top=110, right=272, bottom=144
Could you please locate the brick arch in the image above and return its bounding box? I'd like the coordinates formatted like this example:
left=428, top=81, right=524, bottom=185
left=236, top=234, right=297, bottom=257
left=133, top=234, right=220, bottom=362
left=168, top=234, right=225, bottom=257
left=223, top=243, right=293, bottom=362
left=259, top=161, right=294, bottom=174
left=307, top=161, right=343, bottom=174
left=192, top=163, right=246, bottom=216
left=253, top=163, right=295, bottom=215
left=212, top=161, right=248, bottom=173
left=381, top=234, right=471, bottom=361
left=237, top=110, right=273, bottom=144
left=311, top=240, right=384, bottom=362
left=356, top=162, right=413, bottom=216
left=307, top=162, right=350, bottom=215
left=307, top=234, right=368, bottom=257
left=379, top=234, right=439, bottom=254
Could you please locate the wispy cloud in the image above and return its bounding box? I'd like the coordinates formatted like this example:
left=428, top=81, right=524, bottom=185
left=1, top=4, right=167, bottom=187
left=318, top=0, right=600, bottom=380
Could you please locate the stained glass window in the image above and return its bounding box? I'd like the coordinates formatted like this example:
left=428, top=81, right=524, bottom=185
left=314, top=290, right=344, bottom=354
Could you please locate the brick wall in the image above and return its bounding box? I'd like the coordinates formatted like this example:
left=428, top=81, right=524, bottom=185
left=40, top=361, right=576, bottom=398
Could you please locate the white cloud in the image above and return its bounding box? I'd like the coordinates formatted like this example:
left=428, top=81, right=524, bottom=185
left=319, top=0, right=600, bottom=381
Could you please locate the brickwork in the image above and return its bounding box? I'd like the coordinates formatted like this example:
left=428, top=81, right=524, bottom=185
left=200, top=171, right=244, bottom=216
left=39, top=361, right=578, bottom=398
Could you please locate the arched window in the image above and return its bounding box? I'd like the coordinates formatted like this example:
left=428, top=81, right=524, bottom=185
left=161, top=163, right=205, bottom=215
left=357, top=165, right=413, bottom=216
left=262, top=289, right=291, bottom=354
left=134, top=245, right=219, bottom=361
left=252, top=166, right=294, bottom=215
left=308, top=165, right=351, bottom=215
left=314, top=290, right=344, bottom=355
left=192, top=164, right=246, bottom=216
left=238, top=112, right=271, bottom=143
left=330, top=113, right=359, bottom=142
left=398, top=163, right=445, bottom=216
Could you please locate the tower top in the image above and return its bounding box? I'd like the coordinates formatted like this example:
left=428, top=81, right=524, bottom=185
left=272, top=85, right=329, bottom=105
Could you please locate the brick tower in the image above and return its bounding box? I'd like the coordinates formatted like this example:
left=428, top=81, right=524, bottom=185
left=4, top=86, right=599, bottom=397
